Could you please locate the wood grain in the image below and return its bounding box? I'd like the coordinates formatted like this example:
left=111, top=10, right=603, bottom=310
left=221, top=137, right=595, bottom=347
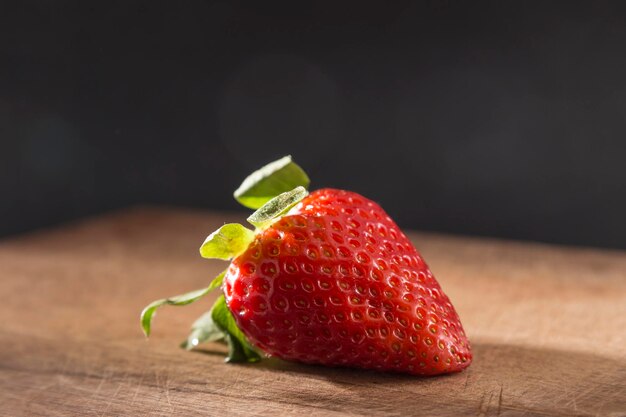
left=0, top=207, right=624, bottom=417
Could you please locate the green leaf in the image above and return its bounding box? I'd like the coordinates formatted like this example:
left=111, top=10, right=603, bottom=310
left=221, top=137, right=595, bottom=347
left=211, top=295, right=261, bottom=363
left=180, top=310, right=225, bottom=350
left=207, top=269, right=226, bottom=291
left=234, top=155, right=310, bottom=209
left=140, top=287, right=212, bottom=337
left=247, top=186, right=308, bottom=229
left=199, top=223, right=255, bottom=260
left=181, top=295, right=261, bottom=363
left=140, top=269, right=226, bottom=337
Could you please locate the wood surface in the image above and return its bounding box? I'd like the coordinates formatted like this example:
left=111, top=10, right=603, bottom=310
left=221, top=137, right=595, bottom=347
left=0, top=207, right=624, bottom=417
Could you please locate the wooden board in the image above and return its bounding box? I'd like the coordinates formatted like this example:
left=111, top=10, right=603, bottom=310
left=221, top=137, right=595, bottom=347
left=0, top=207, right=624, bottom=416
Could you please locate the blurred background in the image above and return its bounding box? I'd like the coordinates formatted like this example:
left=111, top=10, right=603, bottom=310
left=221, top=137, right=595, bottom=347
left=1, top=1, right=625, bottom=249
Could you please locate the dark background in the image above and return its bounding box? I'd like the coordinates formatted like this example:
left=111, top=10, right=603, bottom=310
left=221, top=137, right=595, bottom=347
left=2, top=1, right=626, bottom=249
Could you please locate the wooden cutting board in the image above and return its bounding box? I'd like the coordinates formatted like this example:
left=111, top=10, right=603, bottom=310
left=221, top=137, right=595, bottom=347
left=0, top=207, right=624, bottom=416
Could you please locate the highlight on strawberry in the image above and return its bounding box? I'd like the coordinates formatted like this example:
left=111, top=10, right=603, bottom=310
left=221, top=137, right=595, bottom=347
left=141, top=156, right=472, bottom=375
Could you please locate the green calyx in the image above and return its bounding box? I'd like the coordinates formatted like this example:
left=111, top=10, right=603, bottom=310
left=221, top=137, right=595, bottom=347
left=247, top=186, right=308, bottom=229
left=140, top=156, right=310, bottom=363
left=199, top=223, right=256, bottom=260
left=234, top=155, right=310, bottom=209
left=180, top=295, right=260, bottom=363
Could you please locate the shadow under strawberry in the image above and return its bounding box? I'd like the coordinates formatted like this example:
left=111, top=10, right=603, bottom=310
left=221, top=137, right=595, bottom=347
left=191, top=342, right=625, bottom=416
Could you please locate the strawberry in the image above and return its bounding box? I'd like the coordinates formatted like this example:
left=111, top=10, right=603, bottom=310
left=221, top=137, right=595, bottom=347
left=141, top=156, right=472, bottom=376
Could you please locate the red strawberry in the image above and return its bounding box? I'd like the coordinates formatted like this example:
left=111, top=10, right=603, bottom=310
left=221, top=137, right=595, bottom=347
left=141, top=156, right=472, bottom=376
left=224, top=188, right=471, bottom=375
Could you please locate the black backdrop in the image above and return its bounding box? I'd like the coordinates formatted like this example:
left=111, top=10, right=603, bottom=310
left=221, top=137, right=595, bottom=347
left=2, top=1, right=626, bottom=249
